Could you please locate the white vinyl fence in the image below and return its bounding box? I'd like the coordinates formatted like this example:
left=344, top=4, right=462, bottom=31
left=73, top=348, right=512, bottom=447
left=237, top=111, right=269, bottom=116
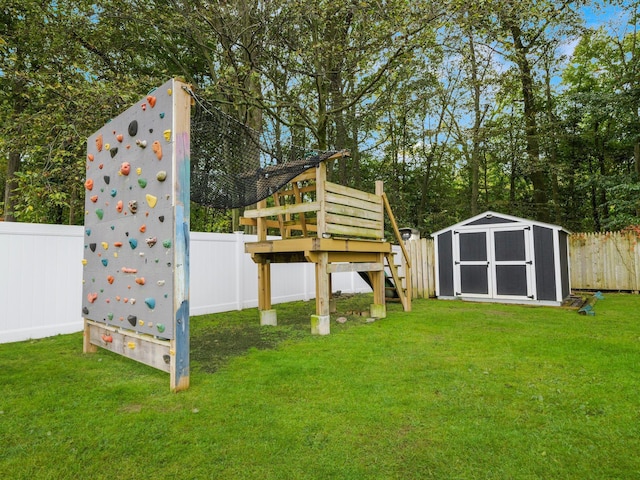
left=0, top=223, right=369, bottom=344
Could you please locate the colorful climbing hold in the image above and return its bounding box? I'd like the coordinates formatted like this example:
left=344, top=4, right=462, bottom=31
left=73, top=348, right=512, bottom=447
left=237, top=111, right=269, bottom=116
left=116, top=134, right=124, bottom=142
left=144, top=297, right=156, bottom=309
left=85, top=178, right=94, bottom=191
left=116, top=200, right=123, bottom=213
left=163, top=129, right=171, bottom=142
left=87, top=153, right=94, bottom=162
left=95, top=134, right=103, bottom=152
left=81, top=259, right=88, bottom=266
left=121, top=267, right=137, bottom=273
left=101, top=259, right=108, bottom=267
left=87, top=292, right=98, bottom=303
left=135, top=277, right=145, bottom=285
left=107, top=275, right=114, bottom=284
left=120, top=162, right=131, bottom=176
left=101, top=334, right=113, bottom=343
left=129, top=238, right=138, bottom=249
left=162, top=239, right=172, bottom=248
left=139, top=224, right=146, bottom=233
left=145, top=237, right=157, bottom=247
left=110, top=189, right=117, bottom=197
left=90, top=195, right=98, bottom=203
left=156, top=171, right=167, bottom=182
left=138, top=178, right=147, bottom=188
left=128, top=200, right=138, bottom=214
left=159, top=112, right=165, bottom=119
left=101, top=242, right=109, bottom=250
left=146, top=194, right=157, bottom=208
left=152, top=141, right=162, bottom=160
left=157, top=324, right=166, bottom=333
left=96, top=209, right=104, bottom=220
left=113, top=241, right=123, bottom=247
left=136, top=139, right=147, bottom=148
left=147, top=95, right=157, bottom=108
left=107, top=313, right=114, bottom=320
left=85, top=228, right=91, bottom=236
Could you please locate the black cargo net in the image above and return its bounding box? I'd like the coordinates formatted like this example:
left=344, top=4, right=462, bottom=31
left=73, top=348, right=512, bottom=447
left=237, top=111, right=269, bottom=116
left=187, top=88, right=339, bottom=209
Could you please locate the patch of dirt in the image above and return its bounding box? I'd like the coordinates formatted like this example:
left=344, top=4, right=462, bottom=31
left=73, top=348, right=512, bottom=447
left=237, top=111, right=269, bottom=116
left=190, top=325, right=299, bottom=374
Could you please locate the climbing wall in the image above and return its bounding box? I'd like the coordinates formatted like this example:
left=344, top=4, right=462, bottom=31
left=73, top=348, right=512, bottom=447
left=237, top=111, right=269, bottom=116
left=82, top=79, right=189, bottom=343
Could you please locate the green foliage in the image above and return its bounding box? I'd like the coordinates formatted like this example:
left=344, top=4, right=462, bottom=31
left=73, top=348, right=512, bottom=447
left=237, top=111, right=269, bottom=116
left=1, top=294, right=640, bottom=478
left=1, top=0, right=640, bottom=232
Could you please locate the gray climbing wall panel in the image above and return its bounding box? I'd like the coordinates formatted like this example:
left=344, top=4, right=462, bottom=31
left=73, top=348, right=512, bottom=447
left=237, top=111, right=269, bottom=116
left=82, top=79, right=188, bottom=341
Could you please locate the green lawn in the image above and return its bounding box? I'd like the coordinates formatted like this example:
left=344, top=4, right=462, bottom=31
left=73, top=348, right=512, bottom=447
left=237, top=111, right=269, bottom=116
left=1, top=294, right=639, bottom=479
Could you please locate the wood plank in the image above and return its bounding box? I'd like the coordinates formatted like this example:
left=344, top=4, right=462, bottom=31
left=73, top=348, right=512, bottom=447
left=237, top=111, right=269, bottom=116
left=87, top=321, right=171, bottom=373
left=327, top=262, right=384, bottom=273
left=325, top=181, right=379, bottom=203
left=326, top=222, right=383, bottom=239
left=243, top=201, right=320, bottom=219
left=325, top=191, right=382, bottom=213
left=325, top=212, right=382, bottom=230
left=325, top=202, right=383, bottom=222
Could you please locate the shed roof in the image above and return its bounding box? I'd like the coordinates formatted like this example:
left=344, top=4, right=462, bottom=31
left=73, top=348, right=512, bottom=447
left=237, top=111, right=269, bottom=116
left=431, top=211, right=570, bottom=237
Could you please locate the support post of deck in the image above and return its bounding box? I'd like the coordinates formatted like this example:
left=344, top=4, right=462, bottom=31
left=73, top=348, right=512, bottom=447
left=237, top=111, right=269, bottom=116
left=369, top=181, right=387, bottom=319
left=312, top=251, right=331, bottom=335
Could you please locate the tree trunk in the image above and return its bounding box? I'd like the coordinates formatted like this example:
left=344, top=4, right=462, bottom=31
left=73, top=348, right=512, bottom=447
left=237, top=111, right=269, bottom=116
left=509, top=23, right=548, bottom=221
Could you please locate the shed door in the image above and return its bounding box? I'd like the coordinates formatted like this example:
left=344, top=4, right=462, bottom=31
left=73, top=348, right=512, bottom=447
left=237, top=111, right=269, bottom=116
left=455, top=231, right=491, bottom=298
left=454, top=227, right=534, bottom=300
left=492, top=228, right=533, bottom=300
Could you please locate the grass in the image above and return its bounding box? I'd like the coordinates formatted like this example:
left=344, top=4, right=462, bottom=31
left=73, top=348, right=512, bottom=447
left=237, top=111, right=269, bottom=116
left=1, top=294, right=639, bottom=479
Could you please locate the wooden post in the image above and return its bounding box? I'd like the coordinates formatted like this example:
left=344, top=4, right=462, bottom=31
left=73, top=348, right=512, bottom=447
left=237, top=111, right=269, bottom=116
left=316, top=162, right=327, bottom=238
left=83, top=319, right=97, bottom=353
left=369, top=181, right=387, bottom=319
left=311, top=251, right=330, bottom=335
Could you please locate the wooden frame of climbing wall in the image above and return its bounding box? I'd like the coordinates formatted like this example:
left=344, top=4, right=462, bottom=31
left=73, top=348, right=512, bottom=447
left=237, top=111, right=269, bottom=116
left=242, top=155, right=411, bottom=335
left=81, top=78, right=191, bottom=392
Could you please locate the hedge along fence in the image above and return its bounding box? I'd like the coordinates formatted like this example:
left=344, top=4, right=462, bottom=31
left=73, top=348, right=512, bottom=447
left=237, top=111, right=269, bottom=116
left=402, top=231, right=640, bottom=297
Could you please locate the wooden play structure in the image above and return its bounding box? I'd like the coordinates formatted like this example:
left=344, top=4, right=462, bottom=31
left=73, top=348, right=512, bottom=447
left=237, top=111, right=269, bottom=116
left=241, top=151, right=411, bottom=334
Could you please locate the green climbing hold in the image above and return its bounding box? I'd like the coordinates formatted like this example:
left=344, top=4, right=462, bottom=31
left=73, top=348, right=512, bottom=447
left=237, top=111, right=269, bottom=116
left=138, top=178, right=147, bottom=188
left=157, top=323, right=165, bottom=333
left=96, top=209, right=104, bottom=220
left=162, top=239, right=172, bottom=248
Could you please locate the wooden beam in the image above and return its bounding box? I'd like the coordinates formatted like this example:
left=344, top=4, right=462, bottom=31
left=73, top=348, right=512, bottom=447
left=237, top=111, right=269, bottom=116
left=86, top=320, right=171, bottom=373
left=327, top=262, right=384, bottom=273
left=243, top=201, right=320, bottom=219
left=381, top=191, right=411, bottom=270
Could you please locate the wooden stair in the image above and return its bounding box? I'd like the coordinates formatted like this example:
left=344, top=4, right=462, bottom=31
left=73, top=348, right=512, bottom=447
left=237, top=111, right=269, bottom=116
left=384, top=251, right=411, bottom=311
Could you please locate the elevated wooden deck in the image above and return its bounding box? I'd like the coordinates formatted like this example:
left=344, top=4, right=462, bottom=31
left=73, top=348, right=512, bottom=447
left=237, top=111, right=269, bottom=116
left=241, top=153, right=411, bottom=334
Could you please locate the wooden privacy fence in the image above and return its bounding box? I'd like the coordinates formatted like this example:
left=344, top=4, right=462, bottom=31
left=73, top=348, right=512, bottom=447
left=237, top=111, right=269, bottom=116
left=404, top=238, right=436, bottom=299
left=569, top=231, right=640, bottom=293
left=401, top=231, right=640, bottom=297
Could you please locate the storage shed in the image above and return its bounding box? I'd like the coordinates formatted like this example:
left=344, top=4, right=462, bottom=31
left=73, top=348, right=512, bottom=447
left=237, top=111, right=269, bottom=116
left=432, top=211, right=570, bottom=305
